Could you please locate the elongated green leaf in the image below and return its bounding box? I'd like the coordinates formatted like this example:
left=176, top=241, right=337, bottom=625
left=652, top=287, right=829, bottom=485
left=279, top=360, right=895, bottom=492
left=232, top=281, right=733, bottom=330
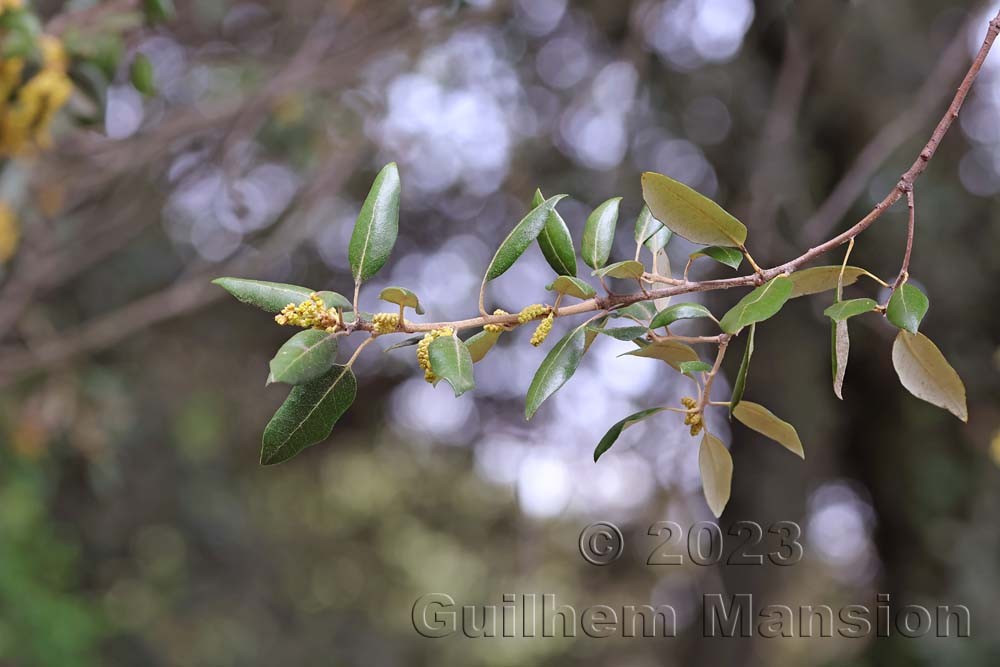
left=788, top=266, right=882, bottom=298
left=832, top=320, right=849, bottom=399
left=650, top=303, right=715, bottom=329
left=485, top=194, right=567, bottom=281
left=533, top=189, right=577, bottom=277
left=892, top=331, right=967, bottom=421
left=130, top=53, right=155, bottom=95
left=886, top=283, right=929, bottom=334
left=719, top=276, right=793, bottom=334
left=621, top=339, right=699, bottom=370
left=588, top=325, right=649, bottom=341
left=824, top=298, right=878, bottom=322
left=592, top=260, right=644, bottom=280
left=699, top=431, right=733, bottom=517
left=525, top=321, right=589, bottom=419
left=213, top=277, right=313, bottom=313
left=261, top=365, right=357, bottom=465
left=612, top=302, right=656, bottom=321
left=384, top=335, right=423, bottom=352
left=316, top=291, right=353, bottom=311
left=268, top=330, right=339, bottom=386
left=690, top=246, right=743, bottom=270
left=678, top=360, right=712, bottom=377
left=349, top=162, right=401, bottom=283
left=733, top=401, right=804, bottom=458
left=584, top=315, right=606, bottom=353
left=594, top=407, right=668, bottom=462
left=730, top=323, right=755, bottom=414
left=642, top=172, right=747, bottom=247
left=379, top=286, right=424, bottom=314
left=634, top=205, right=663, bottom=245
left=428, top=335, right=475, bottom=397
left=464, top=329, right=501, bottom=363
left=582, top=197, right=622, bottom=270
left=645, top=226, right=672, bottom=254
left=546, top=275, right=596, bottom=300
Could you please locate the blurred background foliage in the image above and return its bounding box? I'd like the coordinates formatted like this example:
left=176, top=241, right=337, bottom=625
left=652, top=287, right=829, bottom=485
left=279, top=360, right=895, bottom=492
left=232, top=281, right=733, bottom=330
left=0, top=0, right=998, bottom=664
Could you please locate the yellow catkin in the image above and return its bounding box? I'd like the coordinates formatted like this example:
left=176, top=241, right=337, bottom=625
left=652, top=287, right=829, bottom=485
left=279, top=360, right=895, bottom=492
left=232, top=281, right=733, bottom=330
left=0, top=201, right=19, bottom=263
left=416, top=327, right=453, bottom=383
left=483, top=309, right=509, bottom=334
left=0, top=33, right=73, bottom=157
left=372, top=312, right=400, bottom=334
left=517, top=303, right=549, bottom=324
left=530, top=313, right=554, bottom=347
left=274, top=293, right=339, bottom=331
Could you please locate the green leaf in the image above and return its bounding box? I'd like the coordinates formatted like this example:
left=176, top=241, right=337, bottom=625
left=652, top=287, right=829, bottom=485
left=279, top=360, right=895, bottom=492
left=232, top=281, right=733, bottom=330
left=718, top=276, right=793, bottom=334
left=886, top=283, right=929, bottom=334
left=546, top=275, right=596, bottom=300
left=588, top=325, right=649, bottom=341
left=213, top=277, right=313, bottom=313
left=464, top=329, right=501, bottom=363
left=634, top=205, right=664, bottom=246
left=349, top=162, right=401, bottom=283
left=582, top=197, right=622, bottom=269
left=593, top=407, right=668, bottom=462
left=824, top=298, right=878, bottom=322
left=730, top=323, right=755, bottom=414
left=379, top=286, right=424, bottom=314
left=130, top=53, right=155, bottom=95
left=699, top=432, right=733, bottom=518
left=832, top=320, right=849, bottom=399
left=635, top=206, right=672, bottom=255
left=384, top=335, right=423, bottom=352
left=891, top=331, right=967, bottom=421
left=584, top=315, right=606, bottom=353
left=620, top=339, right=700, bottom=370
left=612, top=301, right=656, bottom=322
left=316, top=291, right=352, bottom=311
left=533, top=189, right=577, bottom=277
left=525, top=320, right=589, bottom=419
left=641, top=172, right=747, bottom=247
left=268, top=330, right=339, bottom=386
left=428, top=335, right=475, bottom=397
left=485, top=194, right=567, bottom=281
left=645, top=227, right=672, bottom=254
left=592, top=260, right=644, bottom=280
left=678, top=360, right=713, bottom=377
left=690, top=246, right=743, bottom=270
left=733, top=401, right=804, bottom=458
left=261, top=365, right=357, bottom=465
left=650, top=303, right=715, bottom=329
left=788, top=266, right=882, bottom=298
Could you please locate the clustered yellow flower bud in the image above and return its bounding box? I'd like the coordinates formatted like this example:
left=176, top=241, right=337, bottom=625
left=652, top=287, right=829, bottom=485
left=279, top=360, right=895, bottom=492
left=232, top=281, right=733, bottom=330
left=517, top=303, right=550, bottom=324
left=483, top=309, right=509, bottom=334
left=416, top=327, right=454, bottom=383
left=0, top=29, right=74, bottom=157
left=530, top=313, right=554, bottom=347
left=275, top=293, right=340, bottom=332
left=681, top=397, right=703, bottom=435
left=372, top=312, right=400, bottom=334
